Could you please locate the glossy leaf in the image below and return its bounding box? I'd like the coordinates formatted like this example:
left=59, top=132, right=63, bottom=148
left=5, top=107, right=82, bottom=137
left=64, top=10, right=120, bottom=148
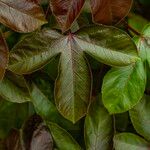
left=30, top=83, right=80, bottom=131
left=8, top=26, right=138, bottom=123
left=114, top=133, right=150, bottom=150
left=0, top=72, right=31, bottom=103
left=0, top=32, right=8, bottom=80
left=0, top=0, right=47, bottom=32
left=137, top=24, right=150, bottom=65
left=22, top=115, right=53, bottom=150
left=50, top=0, right=85, bottom=32
left=91, top=0, right=133, bottom=25
left=76, top=25, right=138, bottom=67
left=84, top=99, right=113, bottom=150
left=0, top=98, right=31, bottom=139
left=8, top=29, right=62, bottom=74
left=129, top=95, right=150, bottom=141
left=47, top=122, right=81, bottom=150
left=102, top=60, right=146, bottom=114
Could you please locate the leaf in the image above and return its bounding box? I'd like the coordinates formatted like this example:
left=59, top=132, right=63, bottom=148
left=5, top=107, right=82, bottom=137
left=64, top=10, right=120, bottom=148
left=0, top=0, right=47, bottom=32
left=4, top=129, right=23, bottom=150
left=137, top=24, right=150, bottom=65
left=0, top=72, right=31, bottom=103
left=8, top=26, right=138, bottom=123
left=47, top=122, right=81, bottom=150
left=114, top=133, right=150, bottom=150
left=8, top=29, right=62, bottom=74
left=22, top=115, right=53, bottom=150
left=84, top=99, right=113, bottom=150
left=0, top=98, right=32, bottom=139
left=90, top=0, right=133, bottom=25
left=29, top=82, right=81, bottom=131
left=0, top=32, right=8, bottom=80
left=129, top=95, right=150, bottom=141
left=102, top=60, right=146, bottom=114
left=50, top=0, right=85, bottom=32
left=76, top=25, right=139, bottom=67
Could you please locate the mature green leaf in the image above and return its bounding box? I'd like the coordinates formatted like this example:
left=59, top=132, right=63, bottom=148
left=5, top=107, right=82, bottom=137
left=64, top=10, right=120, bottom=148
left=102, top=60, right=146, bottom=114
left=0, top=32, right=8, bottom=80
left=90, top=0, right=133, bottom=25
left=50, top=0, right=85, bottom=32
left=0, top=98, right=31, bottom=139
left=47, top=122, right=81, bottom=150
left=129, top=95, right=150, bottom=141
left=8, top=26, right=138, bottom=123
left=0, top=0, right=47, bottom=32
left=76, top=25, right=138, bottom=67
left=30, top=83, right=80, bottom=131
left=8, top=29, right=62, bottom=74
left=84, top=99, right=113, bottom=150
left=22, top=115, right=53, bottom=150
left=136, top=24, right=150, bottom=65
left=114, top=133, right=150, bottom=150
left=0, top=72, right=31, bottom=103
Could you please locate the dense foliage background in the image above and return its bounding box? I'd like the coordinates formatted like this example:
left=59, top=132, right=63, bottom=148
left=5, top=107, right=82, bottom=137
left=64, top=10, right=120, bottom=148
left=0, top=0, right=150, bottom=149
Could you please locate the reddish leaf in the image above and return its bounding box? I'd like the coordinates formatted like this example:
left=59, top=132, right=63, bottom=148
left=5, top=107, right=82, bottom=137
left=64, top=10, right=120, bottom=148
left=91, top=0, right=133, bottom=25
left=0, top=32, right=8, bottom=80
left=50, top=0, right=85, bottom=32
left=0, top=0, right=47, bottom=32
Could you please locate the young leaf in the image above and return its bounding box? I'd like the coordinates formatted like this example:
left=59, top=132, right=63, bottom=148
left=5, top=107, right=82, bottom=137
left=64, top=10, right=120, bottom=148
left=4, top=129, right=23, bottom=150
left=90, top=0, right=133, bottom=25
left=102, top=60, right=146, bottom=114
left=84, top=99, right=113, bottom=150
left=0, top=98, right=31, bottom=139
left=50, top=0, right=85, bottom=32
left=0, top=32, right=8, bottom=80
left=129, top=95, right=150, bottom=141
left=0, top=0, right=47, bottom=32
left=8, top=26, right=138, bottom=123
left=0, top=72, right=31, bottom=103
left=114, top=133, right=150, bottom=150
left=47, top=122, right=81, bottom=150
left=22, top=115, right=53, bottom=150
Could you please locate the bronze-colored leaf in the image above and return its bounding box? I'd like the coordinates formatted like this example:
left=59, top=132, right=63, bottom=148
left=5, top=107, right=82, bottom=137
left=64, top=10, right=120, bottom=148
left=91, top=0, right=133, bottom=25
left=22, top=115, right=53, bottom=150
left=50, top=0, right=85, bottom=32
left=0, top=0, right=47, bottom=32
left=0, top=32, right=8, bottom=80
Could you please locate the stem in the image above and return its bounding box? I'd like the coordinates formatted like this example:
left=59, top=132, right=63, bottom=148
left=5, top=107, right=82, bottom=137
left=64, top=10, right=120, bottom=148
left=124, top=21, right=141, bottom=36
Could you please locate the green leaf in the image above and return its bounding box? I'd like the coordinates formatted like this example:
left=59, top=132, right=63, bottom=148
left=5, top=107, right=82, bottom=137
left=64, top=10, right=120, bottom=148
left=0, top=0, right=47, bottom=32
left=128, top=14, right=148, bottom=36
left=84, top=99, right=113, bottom=150
left=47, top=122, right=81, bottom=150
left=29, top=83, right=80, bottom=131
left=50, top=0, right=85, bottom=32
left=0, top=32, right=8, bottom=80
left=0, top=72, right=31, bottom=103
left=76, top=25, right=139, bottom=67
left=129, top=95, right=150, bottom=141
left=102, top=60, right=146, bottom=114
left=90, top=0, right=133, bottom=25
left=114, top=133, right=150, bottom=150
left=0, top=98, right=31, bottom=139
left=8, top=26, right=138, bottom=123
left=137, top=24, right=150, bottom=65
left=8, top=29, right=62, bottom=74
